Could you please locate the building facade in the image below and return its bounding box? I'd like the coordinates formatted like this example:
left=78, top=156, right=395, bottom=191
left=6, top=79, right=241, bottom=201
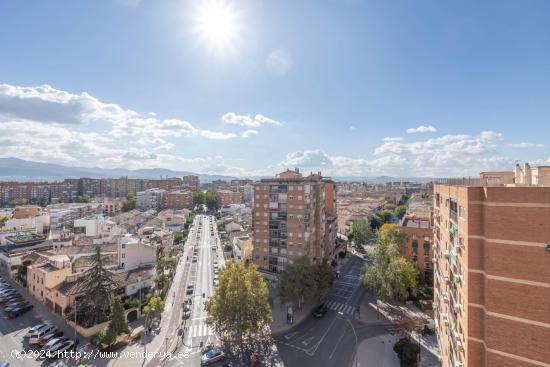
left=135, top=189, right=166, bottom=211
left=218, top=190, right=243, bottom=207
left=164, top=190, right=193, bottom=210
left=182, top=175, right=200, bottom=191
left=433, top=164, right=550, bottom=367
left=252, top=169, right=337, bottom=274
left=399, top=214, right=433, bottom=278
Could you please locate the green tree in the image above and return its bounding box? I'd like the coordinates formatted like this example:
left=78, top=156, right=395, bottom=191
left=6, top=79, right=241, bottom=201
left=370, top=209, right=395, bottom=230
left=143, top=296, right=164, bottom=327
left=394, top=205, right=408, bottom=220
left=205, top=190, right=219, bottom=211
left=174, top=231, right=185, bottom=244
left=312, top=262, right=335, bottom=301
left=279, top=256, right=316, bottom=309
left=77, top=194, right=92, bottom=203
left=393, top=337, right=420, bottom=367
left=363, top=224, right=418, bottom=302
left=15, top=259, right=33, bottom=287
left=121, top=193, right=136, bottom=212
left=193, top=191, right=205, bottom=206
left=76, top=246, right=120, bottom=326
left=106, top=297, right=128, bottom=342
left=349, top=219, right=373, bottom=249
left=204, top=260, right=272, bottom=363
left=398, top=194, right=411, bottom=207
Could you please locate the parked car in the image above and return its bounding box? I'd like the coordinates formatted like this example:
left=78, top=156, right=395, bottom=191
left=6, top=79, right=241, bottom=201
left=186, top=284, right=194, bottom=295
left=182, top=304, right=191, bottom=319
left=1, top=295, right=23, bottom=305
left=41, top=337, right=68, bottom=352
left=7, top=304, right=33, bottom=318
left=0, top=289, right=16, bottom=299
left=38, top=330, right=64, bottom=346
left=44, top=339, right=74, bottom=359
left=4, top=301, right=29, bottom=312
left=26, top=323, right=50, bottom=338
left=29, top=325, right=59, bottom=344
left=192, top=256, right=198, bottom=262
left=201, top=347, right=225, bottom=365
left=312, top=303, right=328, bottom=318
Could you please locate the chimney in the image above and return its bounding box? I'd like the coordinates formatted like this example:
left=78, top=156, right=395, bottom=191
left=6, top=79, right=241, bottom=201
left=525, top=162, right=532, bottom=186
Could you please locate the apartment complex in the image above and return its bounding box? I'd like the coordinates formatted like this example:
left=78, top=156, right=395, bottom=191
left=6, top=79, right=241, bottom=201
left=182, top=175, right=200, bottom=191
left=252, top=169, right=337, bottom=274
left=433, top=163, right=550, bottom=367
left=136, top=189, right=166, bottom=211
left=399, top=214, right=433, bottom=278
left=164, top=190, right=193, bottom=210
left=218, top=190, right=243, bottom=207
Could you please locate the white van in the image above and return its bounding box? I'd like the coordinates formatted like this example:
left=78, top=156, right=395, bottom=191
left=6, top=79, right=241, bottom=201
left=28, top=324, right=57, bottom=343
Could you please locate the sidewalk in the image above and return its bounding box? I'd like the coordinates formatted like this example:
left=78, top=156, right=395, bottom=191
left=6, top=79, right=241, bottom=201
left=355, top=295, right=440, bottom=367
left=270, top=296, right=316, bottom=336
left=108, top=226, right=194, bottom=366
left=355, top=334, right=400, bottom=367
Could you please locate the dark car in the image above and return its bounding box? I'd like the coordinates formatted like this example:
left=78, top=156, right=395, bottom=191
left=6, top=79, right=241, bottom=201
left=7, top=304, right=33, bottom=318
left=312, top=303, right=328, bottom=318
left=186, top=284, right=194, bottom=295
left=4, top=301, right=29, bottom=312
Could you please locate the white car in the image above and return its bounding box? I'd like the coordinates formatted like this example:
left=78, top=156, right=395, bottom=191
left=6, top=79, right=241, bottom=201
left=201, top=347, right=225, bottom=365
left=25, top=323, right=52, bottom=338
left=29, top=325, right=59, bottom=344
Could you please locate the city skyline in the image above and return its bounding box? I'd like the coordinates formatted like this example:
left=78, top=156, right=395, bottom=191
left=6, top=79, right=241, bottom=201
left=2, top=0, right=550, bottom=177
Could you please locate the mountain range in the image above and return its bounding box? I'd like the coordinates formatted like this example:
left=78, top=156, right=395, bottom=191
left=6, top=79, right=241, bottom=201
left=0, top=157, right=436, bottom=184
left=0, top=158, right=236, bottom=183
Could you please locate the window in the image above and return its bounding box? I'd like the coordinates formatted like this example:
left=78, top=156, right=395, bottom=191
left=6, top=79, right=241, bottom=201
left=122, top=243, right=125, bottom=249
left=122, top=253, right=125, bottom=258
left=121, top=262, right=125, bottom=268
left=459, top=206, right=465, bottom=219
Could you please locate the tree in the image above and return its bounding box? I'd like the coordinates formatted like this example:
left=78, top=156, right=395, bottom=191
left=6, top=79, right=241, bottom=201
left=106, top=297, right=128, bottom=342
left=205, top=191, right=219, bottom=211
left=15, top=259, right=33, bottom=287
left=121, top=193, right=136, bottom=212
left=394, top=205, right=408, bottom=220
left=398, top=194, right=411, bottom=207
left=349, top=219, right=373, bottom=249
left=143, top=296, right=164, bottom=327
left=77, top=194, right=92, bottom=203
left=204, top=260, right=272, bottom=364
left=311, top=262, right=335, bottom=301
left=363, top=224, right=418, bottom=302
left=279, top=256, right=316, bottom=309
left=193, top=191, right=205, bottom=206
left=393, top=337, right=420, bottom=367
left=76, top=246, right=120, bottom=326
left=174, top=231, right=185, bottom=244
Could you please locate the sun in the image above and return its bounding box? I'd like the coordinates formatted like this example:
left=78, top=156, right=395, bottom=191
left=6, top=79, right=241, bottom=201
left=192, top=0, right=242, bottom=56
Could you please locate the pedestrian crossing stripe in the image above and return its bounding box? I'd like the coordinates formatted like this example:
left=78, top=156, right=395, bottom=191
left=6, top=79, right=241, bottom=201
left=189, top=324, right=215, bottom=338
left=325, top=300, right=355, bottom=315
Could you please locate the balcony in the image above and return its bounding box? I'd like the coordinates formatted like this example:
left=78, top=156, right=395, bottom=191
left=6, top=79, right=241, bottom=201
left=450, top=210, right=458, bottom=223
left=269, top=202, right=279, bottom=209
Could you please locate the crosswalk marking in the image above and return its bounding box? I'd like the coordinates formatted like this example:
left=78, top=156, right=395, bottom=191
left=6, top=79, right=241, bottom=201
left=324, top=300, right=356, bottom=315
left=189, top=324, right=215, bottom=338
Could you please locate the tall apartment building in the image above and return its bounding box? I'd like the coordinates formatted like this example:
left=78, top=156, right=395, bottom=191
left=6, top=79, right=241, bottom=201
left=252, top=169, right=337, bottom=275
left=399, top=214, right=433, bottom=279
left=433, top=163, right=550, bottom=367
left=164, top=190, right=193, bottom=210
left=218, top=190, right=243, bottom=207
left=182, top=175, right=200, bottom=191
left=136, top=189, right=166, bottom=211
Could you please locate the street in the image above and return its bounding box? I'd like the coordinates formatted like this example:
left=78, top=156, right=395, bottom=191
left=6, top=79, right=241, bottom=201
left=167, top=215, right=224, bottom=367
left=275, top=257, right=394, bottom=367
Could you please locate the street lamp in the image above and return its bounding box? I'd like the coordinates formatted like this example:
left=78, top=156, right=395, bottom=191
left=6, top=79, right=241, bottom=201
left=338, top=311, right=358, bottom=367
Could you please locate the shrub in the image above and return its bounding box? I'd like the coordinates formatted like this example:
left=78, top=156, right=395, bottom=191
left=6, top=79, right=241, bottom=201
left=393, top=337, right=420, bottom=367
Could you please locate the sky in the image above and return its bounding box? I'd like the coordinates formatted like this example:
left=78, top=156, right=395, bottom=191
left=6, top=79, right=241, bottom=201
left=1, top=0, right=550, bottom=178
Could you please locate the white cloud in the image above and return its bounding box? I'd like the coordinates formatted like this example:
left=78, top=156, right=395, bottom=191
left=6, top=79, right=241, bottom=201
left=266, top=49, right=293, bottom=77
left=221, top=112, right=281, bottom=128
left=0, top=83, right=268, bottom=174
left=349, top=126, right=356, bottom=131
left=383, top=137, right=403, bottom=142
left=276, top=130, right=513, bottom=177
left=509, top=142, right=545, bottom=149
left=406, top=125, right=437, bottom=133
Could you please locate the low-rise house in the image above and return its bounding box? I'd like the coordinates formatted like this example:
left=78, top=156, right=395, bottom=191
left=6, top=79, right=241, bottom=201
left=117, top=234, right=156, bottom=271
left=0, top=233, right=52, bottom=273
left=27, top=253, right=72, bottom=315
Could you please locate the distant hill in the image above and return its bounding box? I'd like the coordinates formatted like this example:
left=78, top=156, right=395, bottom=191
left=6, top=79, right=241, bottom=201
left=0, top=157, right=236, bottom=183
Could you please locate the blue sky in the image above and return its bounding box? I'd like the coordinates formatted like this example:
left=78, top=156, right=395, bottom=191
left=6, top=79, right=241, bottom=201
left=0, top=0, right=549, bottom=177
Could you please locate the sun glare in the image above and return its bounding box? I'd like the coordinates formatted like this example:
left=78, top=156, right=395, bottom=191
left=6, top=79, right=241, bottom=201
left=192, top=0, right=242, bottom=56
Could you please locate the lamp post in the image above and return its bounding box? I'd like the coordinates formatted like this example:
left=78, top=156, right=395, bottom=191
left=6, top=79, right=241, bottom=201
left=138, top=275, right=142, bottom=317
left=74, top=298, right=77, bottom=340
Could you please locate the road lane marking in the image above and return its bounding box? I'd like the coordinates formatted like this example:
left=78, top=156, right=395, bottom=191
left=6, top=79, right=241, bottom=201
left=284, top=331, right=299, bottom=340
left=306, top=315, right=339, bottom=356
left=301, top=336, right=315, bottom=346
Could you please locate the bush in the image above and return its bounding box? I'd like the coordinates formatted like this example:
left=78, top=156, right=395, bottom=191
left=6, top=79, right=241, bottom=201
left=393, top=337, right=420, bottom=367
left=224, top=244, right=233, bottom=252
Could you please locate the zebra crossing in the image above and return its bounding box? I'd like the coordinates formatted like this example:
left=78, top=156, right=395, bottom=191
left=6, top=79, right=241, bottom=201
left=187, top=323, right=215, bottom=338
left=324, top=300, right=356, bottom=315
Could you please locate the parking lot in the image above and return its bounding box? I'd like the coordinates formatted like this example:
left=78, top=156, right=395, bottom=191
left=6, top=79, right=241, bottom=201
left=0, top=272, right=80, bottom=367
